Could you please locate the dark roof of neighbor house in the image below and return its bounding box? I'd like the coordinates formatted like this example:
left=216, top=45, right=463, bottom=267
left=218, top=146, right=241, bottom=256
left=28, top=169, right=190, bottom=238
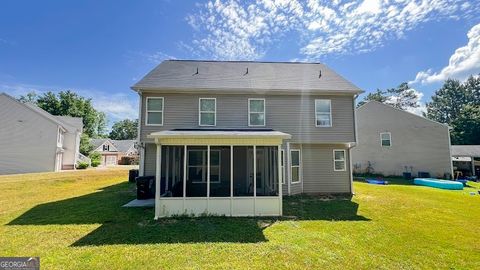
left=451, top=145, right=480, bottom=157
left=90, top=138, right=135, bottom=153
left=131, top=60, right=363, bottom=94
left=112, top=140, right=136, bottom=153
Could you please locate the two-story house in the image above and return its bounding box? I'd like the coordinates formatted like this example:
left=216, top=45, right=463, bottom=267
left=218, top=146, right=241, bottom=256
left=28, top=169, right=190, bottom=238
left=132, top=60, right=362, bottom=218
left=90, top=138, right=138, bottom=165
left=0, top=93, right=83, bottom=174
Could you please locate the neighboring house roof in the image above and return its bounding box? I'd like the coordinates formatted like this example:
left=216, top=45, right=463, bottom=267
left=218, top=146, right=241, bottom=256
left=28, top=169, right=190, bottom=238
left=90, top=138, right=136, bottom=154
left=0, top=93, right=83, bottom=132
left=131, top=60, right=363, bottom=94
left=111, top=140, right=136, bottom=153
left=451, top=145, right=480, bottom=157
left=356, top=101, right=449, bottom=128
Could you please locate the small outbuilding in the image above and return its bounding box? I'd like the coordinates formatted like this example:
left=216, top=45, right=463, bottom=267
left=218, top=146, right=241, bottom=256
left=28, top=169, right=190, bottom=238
left=352, top=101, right=453, bottom=178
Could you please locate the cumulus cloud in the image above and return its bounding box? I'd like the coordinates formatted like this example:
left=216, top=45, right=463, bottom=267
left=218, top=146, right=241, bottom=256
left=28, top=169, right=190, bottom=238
left=411, top=23, right=480, bottom=84
left=187, top=0, right=479, bottom=60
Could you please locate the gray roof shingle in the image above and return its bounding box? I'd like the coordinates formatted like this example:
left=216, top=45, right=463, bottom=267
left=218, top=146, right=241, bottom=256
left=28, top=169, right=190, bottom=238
left=451, top=145, right=480, bottom=157
left=132, top=60, right=362, bottom=94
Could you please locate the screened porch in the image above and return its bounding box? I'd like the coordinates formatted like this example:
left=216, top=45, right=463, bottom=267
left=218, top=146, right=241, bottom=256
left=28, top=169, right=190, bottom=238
left=148, top=129, right=291, bottom=218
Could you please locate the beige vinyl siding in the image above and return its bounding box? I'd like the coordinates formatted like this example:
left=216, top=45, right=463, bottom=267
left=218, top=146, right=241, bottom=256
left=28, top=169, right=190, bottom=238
left=302, top=144, right=351, bottom=194
left=144, top=143, right=157, bottom=176
left=0, top=95, right=59, bottom=175
left=352, top=101, right=452, bottom=178
left=140, top=93, right=355, bottom=144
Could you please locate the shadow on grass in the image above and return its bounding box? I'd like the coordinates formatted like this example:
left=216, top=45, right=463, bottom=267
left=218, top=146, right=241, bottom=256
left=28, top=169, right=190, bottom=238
left=283, top=195, right=370, bottom=221
left=8, top=182, right=369, bottom=246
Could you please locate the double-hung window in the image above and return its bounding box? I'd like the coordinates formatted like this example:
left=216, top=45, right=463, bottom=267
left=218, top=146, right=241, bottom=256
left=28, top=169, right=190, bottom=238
left=146, top=97, right=164, bottom=126
left=291, top=149, right=301, bottom=183
left=188, top=149, right=220, bottom=183
left=315, top=99, right=332, bottom=127
left=380, top=132, right=391, bottom=147
left=248, top=98, right=265, bottom=126
left=333, top=150, right=346, bottom=171
left=199, top=98, right=216, bottom=126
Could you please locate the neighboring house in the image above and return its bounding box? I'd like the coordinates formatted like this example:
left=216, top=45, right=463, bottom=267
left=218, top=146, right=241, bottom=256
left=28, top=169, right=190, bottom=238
left=352, top=101, right=453, bottom=178
left=451, top=145, right=480, bottom=177
left=132, top=60, right=362, bottom=218
left=0, top=93, right=83, bottom=175
left=90, top=139, right=138, bottom=165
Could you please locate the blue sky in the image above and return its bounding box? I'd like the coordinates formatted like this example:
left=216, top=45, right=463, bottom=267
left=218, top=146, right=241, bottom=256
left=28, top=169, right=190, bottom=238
left=1, top=0, right=479, bottom=125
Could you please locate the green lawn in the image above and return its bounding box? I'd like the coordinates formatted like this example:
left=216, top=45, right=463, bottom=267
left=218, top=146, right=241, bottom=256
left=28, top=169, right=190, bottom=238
left=0, top=168, right=479, bottom=269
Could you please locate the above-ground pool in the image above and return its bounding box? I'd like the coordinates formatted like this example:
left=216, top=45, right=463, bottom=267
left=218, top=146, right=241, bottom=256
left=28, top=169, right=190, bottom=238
left=413, top=178, right=464, bottom=190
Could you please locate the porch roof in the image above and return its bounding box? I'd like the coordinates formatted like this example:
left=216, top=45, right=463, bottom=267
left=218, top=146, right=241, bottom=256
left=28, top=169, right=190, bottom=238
left=148, top=128, right=291, bottom=145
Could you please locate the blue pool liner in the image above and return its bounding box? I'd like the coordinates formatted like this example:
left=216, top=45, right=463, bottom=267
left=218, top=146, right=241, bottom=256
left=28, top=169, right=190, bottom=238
left=413, top=178, right=463, bottom=190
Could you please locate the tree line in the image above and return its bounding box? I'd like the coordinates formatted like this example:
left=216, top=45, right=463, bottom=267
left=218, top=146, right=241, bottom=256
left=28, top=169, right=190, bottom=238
left=358, top=75, right=480, bottom=145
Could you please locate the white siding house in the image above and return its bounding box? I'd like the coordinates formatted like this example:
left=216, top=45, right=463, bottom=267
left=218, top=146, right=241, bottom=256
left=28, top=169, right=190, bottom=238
left=0, top=93, right=83, bottom=175
left=352, top=101, right=453, bottom=178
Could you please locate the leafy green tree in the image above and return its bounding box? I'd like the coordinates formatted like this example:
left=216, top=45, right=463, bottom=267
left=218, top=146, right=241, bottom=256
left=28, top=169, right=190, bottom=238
left=18, top=90, right=107, bottom=138
left=17, top=91, right=38, bottom=103
left=357, top=82, right=420, bottom=110
left=357, top=89, right=387, bottom=107
left=426, top=79, right=467, bottom=124
left=426, top=76, right=480, bottom=145
left=109, top=119, right=138, bottom=140
left=79, top=134, right=94, bottom=156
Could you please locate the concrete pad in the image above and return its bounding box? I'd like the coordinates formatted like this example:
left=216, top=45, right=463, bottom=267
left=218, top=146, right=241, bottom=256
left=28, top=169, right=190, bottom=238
left=123, top=199, right=155, bottom=208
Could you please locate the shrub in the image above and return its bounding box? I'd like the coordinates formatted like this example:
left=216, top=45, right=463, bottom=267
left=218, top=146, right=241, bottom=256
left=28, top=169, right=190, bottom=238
left=89, top=152, right=102, bottom=162
left=91, top=160, right=101, bottom=167
left=77, top=161, right=89, bottom=169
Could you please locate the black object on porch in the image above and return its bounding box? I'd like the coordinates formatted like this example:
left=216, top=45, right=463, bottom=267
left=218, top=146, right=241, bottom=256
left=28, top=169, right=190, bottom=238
left=136, top=176, right=155, bottom=200
left=129, top=169, right=139, bottom=182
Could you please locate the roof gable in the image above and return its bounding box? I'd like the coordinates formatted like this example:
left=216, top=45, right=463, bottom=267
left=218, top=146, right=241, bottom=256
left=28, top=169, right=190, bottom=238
left=132, top=60, right=362, bottom=94
left=356, top=101, right=448, bottom=128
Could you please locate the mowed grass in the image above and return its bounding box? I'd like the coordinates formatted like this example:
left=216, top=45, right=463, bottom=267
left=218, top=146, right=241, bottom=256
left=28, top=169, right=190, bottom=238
left=0, top=168, right=479, bottom=269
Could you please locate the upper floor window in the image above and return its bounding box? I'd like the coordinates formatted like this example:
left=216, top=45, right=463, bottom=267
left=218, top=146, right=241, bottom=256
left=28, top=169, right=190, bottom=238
left=103, top=144, right=110, bottom=151
left=199, top=98, right=216, bottom=126
left=381, top=132, right=391, bottom=147
left=333, top=149, right=346, bottom=171
left=315, top=99, right=332, bottom=127
left=248, top=98, right=265, bottom=126
left=146, top=97, right=164, bottom=126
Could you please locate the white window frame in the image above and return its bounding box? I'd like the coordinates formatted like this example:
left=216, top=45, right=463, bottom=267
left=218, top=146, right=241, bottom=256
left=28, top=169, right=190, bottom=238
left=188, top=149, right=221, bottom=184
left=290, top=149, right=301, bottom=184
left=248, top=98, right=266, bottom=127
left=380, top=132, right=392, bottom=147
left=280, top=149, right=285, bottom=184
left=315, top=99, right=332, bottom=127
left=145, top=97, right=164, bottom=126
left=333, top=149, right=346, bottom=172
left=199, top=98, right=216, bottom=126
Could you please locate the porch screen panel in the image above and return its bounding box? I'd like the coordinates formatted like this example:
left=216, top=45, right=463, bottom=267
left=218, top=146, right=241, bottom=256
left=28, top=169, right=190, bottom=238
left=186, top=146, right=208, bottom=197
left=233, top=146, right=254, bottom=196
left=256, top=146, right=279, bottom=196
left=160, top=146, right=184, bottom=197
left=210, top=146, right=231, bottom=197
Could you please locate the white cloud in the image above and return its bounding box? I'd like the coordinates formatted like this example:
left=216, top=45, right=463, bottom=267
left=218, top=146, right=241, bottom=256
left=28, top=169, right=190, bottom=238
left=385, top=87, right=426, bottom=115
left=411, top=23, right=480, bottom=84
left=0, top=82, right=138, bottom=125
left=187, top=0, right=480, bottom=60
